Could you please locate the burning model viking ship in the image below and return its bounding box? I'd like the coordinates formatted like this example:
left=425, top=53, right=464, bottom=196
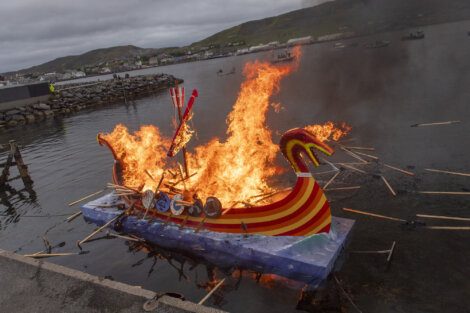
left=83, top=51, right=355, bottom=284
left=96, top=50, right=349, bottom=237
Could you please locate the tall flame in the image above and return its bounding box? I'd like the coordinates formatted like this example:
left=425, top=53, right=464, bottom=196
left=101, top=46, right=350, bottom=205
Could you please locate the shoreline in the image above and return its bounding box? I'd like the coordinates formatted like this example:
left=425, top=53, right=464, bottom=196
left=0, top=74, right=183, bottom=129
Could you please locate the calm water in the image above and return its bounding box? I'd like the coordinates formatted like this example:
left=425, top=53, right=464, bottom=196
left=1, top=20, right=470, bottom=312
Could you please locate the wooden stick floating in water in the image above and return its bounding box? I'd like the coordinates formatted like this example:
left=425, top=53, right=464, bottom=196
left=323, top=171, right=340, bottom=190
left=106, top=231, right=143, bottom=242
left=352, top=150, right=379, bottom=160
left=339, top=163, right=367, bottom=174
left=383, top=164, right=415, bottom=176
left=416, top=214, right=470, bottom=222
left=340, top=147, right=368, bottom=164
left=387, top=241, right=396, bottom=264
left=425, top=168, right=470, bottom=177
left=325, top=186, right=361, bottom=191
left=66, top=211, right=82, bottom=223
left=425, top=226, right=470, bottom=230
left=381, top=175, right=396, bottom=196
left=411, top=120, right=460, bottom=127
left=342, top=208, right=406, bottom=222
left=198, top=278, right=226, bottom=305
left=68, top=189, right=105, bottom=206
left=418, top=191, right=470, bottom=196
left=346, top=146, right=375, bottom=151
left=77, top=213, right=124, bottom=248
left=24, top=252, right=80, bottom=258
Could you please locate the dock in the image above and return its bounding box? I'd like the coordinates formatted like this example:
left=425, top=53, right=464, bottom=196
left=0, top=249, right=226, bottom=313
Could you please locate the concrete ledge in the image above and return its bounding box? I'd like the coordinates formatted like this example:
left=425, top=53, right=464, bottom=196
left=0, top=249, right=226, bottom=313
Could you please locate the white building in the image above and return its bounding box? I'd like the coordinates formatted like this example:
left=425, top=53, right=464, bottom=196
left=72, top=71, right=86, bottom=78
left=249, top=44, right=271, bottom=52
left=148, top=57, right=159, bottom=66
left=287, top=36, right=313, bottom=46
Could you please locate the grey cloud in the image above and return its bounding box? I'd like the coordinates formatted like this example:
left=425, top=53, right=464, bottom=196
left=1, top=0, right=327, bottom=72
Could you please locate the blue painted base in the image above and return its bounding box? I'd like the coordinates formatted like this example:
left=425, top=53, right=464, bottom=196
left=82, top=193, right=354, bottom=286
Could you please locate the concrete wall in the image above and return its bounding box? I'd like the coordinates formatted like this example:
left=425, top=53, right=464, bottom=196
left=0, top=249, right=226, bottom=313
left=0, top=83, right=50, bottom=111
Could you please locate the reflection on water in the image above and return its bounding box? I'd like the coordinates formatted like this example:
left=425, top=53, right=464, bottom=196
left=0, top=20, right=469, bottom=312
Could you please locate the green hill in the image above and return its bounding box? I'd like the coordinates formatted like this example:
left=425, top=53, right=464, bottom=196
left=191, top=0, right=470, bottom=47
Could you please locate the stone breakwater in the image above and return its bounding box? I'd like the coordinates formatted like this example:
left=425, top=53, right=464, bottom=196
left=0, top=74, right=183, bottom=129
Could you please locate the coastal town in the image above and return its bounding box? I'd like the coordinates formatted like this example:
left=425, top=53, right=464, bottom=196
left=0, top=35, right=334, bottom=86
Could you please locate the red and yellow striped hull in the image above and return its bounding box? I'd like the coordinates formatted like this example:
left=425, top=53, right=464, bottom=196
left=123, top=173, right=331, bottom=236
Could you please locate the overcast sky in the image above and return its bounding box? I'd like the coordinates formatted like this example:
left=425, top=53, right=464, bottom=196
left=0, top=0, right=330, bottom=73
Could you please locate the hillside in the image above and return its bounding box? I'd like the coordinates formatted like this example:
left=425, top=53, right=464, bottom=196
left=191, top=0, right=470, bottom=47
left=9, top=45, right=171, bottom=75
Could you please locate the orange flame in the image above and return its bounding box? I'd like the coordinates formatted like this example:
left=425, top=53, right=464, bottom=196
left=101, top=46, right=350, bottom=205
left=304, top=122, right=351, bottom=142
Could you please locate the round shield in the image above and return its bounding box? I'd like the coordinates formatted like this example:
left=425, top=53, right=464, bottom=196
left=142, top=190, right=155, bottom=209
left=204, top=197, right=222, bottom=218
left=170, top=194, right=186, bottom=216
left=187, top=199, right=203, bottom=217
left=155, top=192, right=170, bottom=213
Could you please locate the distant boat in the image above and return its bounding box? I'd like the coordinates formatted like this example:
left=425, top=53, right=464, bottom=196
left=364, top=40, right=390, bottom=49
left=402, top=31, right=425, bottom=41
left=333, top=42, right=346, bottom=49
left=271, top=49, right=294, bottom=63
left=217, top=67, right=235, bottom=76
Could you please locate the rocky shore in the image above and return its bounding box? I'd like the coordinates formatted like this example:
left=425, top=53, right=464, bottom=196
left=0, top=74, right=183, bottom=129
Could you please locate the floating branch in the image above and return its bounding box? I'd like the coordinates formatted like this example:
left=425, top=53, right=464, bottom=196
left=68, top=189, right=105, bottom=206
left=425, top=168, right=470, bottom=177
left=342, top=208, right=406, bottom=222
left=383, top=164, right=415, bottom=176
left=411, top=120, right=460, bottom=127
left=416, top=214, right=470, bottom=222
left=381, top=175, right=396, bottom=196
